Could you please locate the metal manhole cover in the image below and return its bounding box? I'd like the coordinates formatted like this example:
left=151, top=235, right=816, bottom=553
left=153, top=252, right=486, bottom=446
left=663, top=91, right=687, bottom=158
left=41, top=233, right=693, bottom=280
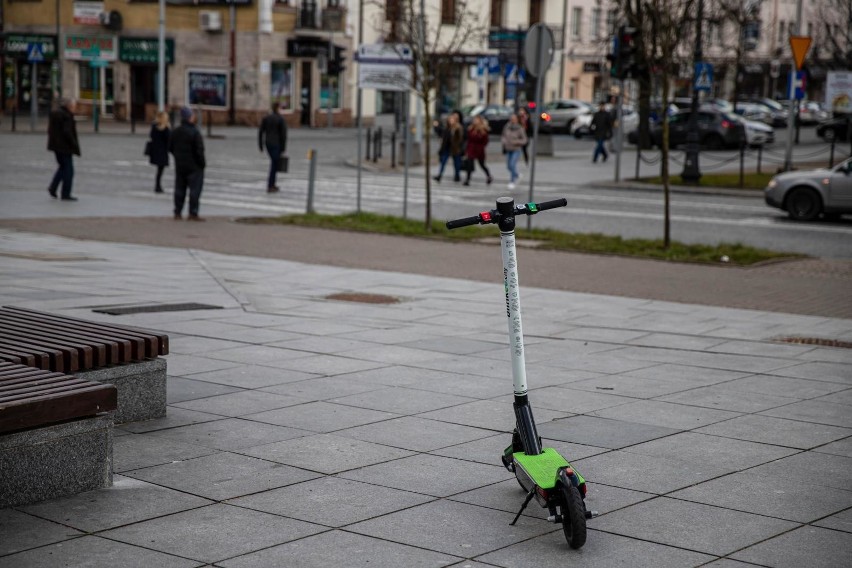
left=325, top=293, right=400, bottom=304
left=93, top=303, right=223, bottom=315
left=773, top=337, right=852, bottom=349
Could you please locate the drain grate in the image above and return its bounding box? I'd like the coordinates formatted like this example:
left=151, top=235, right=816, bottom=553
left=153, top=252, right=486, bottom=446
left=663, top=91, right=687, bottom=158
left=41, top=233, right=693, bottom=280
left=325, top=292, right=400, bottom=305
left=774, top=337, right=852, bottom=349
left=93, top=303, right=223, bottom=315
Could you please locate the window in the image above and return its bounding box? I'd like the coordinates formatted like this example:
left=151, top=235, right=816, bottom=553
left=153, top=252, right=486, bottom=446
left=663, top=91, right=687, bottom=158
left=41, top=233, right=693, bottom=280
left=606, top=9, right=617, bottom=36
left=591, top=8, right=601, bottom=39
left=490, top=0, right=503, bottom=27
left=441, top=0, right=456, bottom=25
left=529, top=0, right=542, bottom=24
left=807, top=22, right=813, bottom=37
left=571, top=7, right=583, bottom=40
left=270, top=62, right=294, bottom=110
left=778, top=20, right=785, bottom=44
left=320, top=70, right=341, bottom=109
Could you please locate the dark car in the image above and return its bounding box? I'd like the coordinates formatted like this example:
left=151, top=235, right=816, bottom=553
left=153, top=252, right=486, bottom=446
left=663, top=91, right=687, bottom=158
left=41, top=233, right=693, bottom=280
left=816, top=117, right=852, bottom=142
left=467, top=104, right=515, bottom=133
left=646, top=110, right=744, bottom=149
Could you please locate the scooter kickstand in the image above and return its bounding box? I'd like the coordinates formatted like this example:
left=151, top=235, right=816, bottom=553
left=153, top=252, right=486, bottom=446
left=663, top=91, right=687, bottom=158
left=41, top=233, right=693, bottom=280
left=510, top=488, right=537, bottom=526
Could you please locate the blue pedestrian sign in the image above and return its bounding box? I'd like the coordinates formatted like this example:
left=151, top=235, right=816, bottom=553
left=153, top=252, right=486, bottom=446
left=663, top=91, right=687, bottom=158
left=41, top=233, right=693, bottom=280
left=695, top=62, right=713, bottom=92
left=27, top=42, right=45, bottom=63
left=788, top=71, right=807, bottom=100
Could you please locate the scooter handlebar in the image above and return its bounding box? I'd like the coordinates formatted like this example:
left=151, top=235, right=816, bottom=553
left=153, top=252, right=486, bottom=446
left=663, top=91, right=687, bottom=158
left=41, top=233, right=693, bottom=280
left=446, top=215, right=484, bottom=230
left=446, top=198, right=568, bottom=230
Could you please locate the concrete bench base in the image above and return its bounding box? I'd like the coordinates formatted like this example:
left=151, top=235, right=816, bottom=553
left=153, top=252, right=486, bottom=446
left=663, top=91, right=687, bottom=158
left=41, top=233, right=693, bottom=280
left=0, top=415, right=113, bottom=508
left=76, top=358, right=167, bottom=424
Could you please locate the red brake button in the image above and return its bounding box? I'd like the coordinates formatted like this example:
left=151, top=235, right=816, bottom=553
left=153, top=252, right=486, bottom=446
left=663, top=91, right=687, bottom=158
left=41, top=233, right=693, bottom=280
left=480, top=212, right=491, bottom=223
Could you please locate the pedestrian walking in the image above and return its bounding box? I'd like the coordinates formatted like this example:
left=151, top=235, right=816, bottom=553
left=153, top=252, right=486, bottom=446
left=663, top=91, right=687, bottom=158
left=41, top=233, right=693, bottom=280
left=259, top=102, right=287, bottom=193
left=168, top=107, right=206, bottom=221
left=463, top=115, right=493, bottom=186
left=590, top=102, right=613, bottom=163
left=501, top=113, right=528, bottom=190
left=46, top=97, right=81, bottom=201
left=433, top=113, right=464, bottom=183
left=518, top=107, right=532, bottom=166
left=148, top=111, right=170, bottom=194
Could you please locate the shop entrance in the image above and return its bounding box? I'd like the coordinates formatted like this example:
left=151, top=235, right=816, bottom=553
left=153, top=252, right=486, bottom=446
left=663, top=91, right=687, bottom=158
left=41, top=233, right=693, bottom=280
left=300, top=61, right=312, bottom=126
left=130, top=65, right=163, bottom=122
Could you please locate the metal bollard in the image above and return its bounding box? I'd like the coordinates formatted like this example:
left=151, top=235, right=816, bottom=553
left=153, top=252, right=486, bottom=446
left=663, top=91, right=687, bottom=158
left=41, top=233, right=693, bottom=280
left=131, top=114, right=136, bottom=134
left=739, top=143, right=745, bottom=188
left=207, top=110, right=212, bottom=138
left=376, top=127, right=383, bottom=160
left=306, top=148, right=317, bottom=214
left=829, top=137, right=836, bottom=168
left=635, top=146, right=641, bottom=180
left=372, top=129, right=379, bottom=163
left=11, top=107, right=16, bottom=132
left=366, top=128, right=372, bottom=161
left=757, top=145, right=762, bottom=174
left=391, top=131, right=397, bottom=168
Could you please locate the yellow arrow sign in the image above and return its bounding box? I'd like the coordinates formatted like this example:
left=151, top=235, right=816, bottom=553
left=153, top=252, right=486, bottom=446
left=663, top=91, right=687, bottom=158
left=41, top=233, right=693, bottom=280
left=789, top=35, right=812, bottom=71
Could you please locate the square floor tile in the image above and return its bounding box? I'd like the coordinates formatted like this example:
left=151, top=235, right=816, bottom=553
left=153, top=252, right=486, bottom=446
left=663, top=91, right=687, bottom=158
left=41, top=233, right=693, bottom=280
left=167, top=376, right=244, bottom=404
left=694, top=415, right=851, bottom=449
left=245, top=401, right=397, bottom=433
left=0, top=535, right=198, bottom=568
left=0, top=509, right=82, bottom=557
left=747, top=451, right=852, bottom=491
left=329, top=386, right=474, bottom=415
left=813, top=508, right=852, bottom=533
left=625, top=432, right=798, bottom=470
left=337, top=416, right=495, bottom=452
left=240, top=433, right=413, bottom=474
left=126, top=452, right=319, bottom=501
left=348, top=499, right=553, bottom=558
left=731, top=525, right=852, bottom=568
left=593, top=400, right=740, bottom=430
left=100, top=503, right=326, bottom=564
left=113, top=433, right=218, bottom=473
left=228, top=477, right=433, bottom=527
left=173, top=390, right=309, bottom=417
left=218, top=530, right=459, bottom=568
left=760, top=399, right=852, bottom=428
left=151, top=417, right=311, bottom=451
left=593, top=497, right=798, bottom=556
left=432, top=433, right=608, bottom=467
left=538, top=416, right=681, bottom=449
left=419, top=399, right=569, bottom=432
left=182, top=365, right=319, bottom=389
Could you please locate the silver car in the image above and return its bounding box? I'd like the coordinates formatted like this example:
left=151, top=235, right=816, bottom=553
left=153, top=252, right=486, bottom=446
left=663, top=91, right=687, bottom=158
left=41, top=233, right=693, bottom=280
left=764, top=158, right=852, bottom=220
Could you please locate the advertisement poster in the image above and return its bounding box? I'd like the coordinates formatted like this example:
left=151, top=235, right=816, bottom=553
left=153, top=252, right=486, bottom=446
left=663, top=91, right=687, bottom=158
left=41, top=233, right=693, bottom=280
left=826, top=71, right=852, bottom=115
left=270, top=62, right=293, bottom=110
left=186, top=69, right=228, bottom=108
left=73, top=1, right=104, bottom=25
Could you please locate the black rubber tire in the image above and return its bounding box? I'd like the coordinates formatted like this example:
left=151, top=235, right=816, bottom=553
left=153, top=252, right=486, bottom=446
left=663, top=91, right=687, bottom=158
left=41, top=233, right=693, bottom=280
left=703, top=134, right=724, bottom=150
left=786, top=187, right=822, bottom=221
left=560, top=483, right=587, bottom=549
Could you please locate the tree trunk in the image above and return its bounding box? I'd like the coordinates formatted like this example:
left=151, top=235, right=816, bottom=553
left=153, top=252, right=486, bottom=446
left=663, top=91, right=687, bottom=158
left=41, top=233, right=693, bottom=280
left=423, top=95, right=432, bottom=230
left=660, top=73, right=671, bottom=249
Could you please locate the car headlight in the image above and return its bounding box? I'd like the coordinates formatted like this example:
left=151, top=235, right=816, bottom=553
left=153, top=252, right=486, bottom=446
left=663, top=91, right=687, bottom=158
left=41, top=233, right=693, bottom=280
left=767, top=179, right=777, bottom=189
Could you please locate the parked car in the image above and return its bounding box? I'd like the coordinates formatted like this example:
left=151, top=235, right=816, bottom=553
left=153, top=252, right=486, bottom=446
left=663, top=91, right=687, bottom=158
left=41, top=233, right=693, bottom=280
left=731, top=115, right=774, bottom=147
left=541, top=99, right=594, bottom=133
left=816, top=117, right=852, bottom=142
left=467, top=104, right=515, bottom=133
left=798, top=101, right=830, bottom=125
left=731, top=103, right=774, bottom=126
left=573, top=104, right=638, bottom=139
left=746, top=98, right=789, bottom=127
left=764, top=157, right=852, bottom=220
left=644, top=110, right=744, bottom=149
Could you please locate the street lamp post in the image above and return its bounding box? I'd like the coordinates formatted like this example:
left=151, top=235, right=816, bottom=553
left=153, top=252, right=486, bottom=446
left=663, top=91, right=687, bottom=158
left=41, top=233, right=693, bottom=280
left=681, top=0, right=704, bottom=183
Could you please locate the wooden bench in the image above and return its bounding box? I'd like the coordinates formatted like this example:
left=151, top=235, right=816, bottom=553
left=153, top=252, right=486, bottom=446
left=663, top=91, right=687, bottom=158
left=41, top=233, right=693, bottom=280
left=0, top=361, right=117, bottom=507
left=0, top=306, right=169, bottom=423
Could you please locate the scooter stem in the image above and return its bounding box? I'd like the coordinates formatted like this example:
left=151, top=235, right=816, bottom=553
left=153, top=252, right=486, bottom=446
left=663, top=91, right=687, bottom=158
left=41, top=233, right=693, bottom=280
left=496, top=197, right=542, bottom=456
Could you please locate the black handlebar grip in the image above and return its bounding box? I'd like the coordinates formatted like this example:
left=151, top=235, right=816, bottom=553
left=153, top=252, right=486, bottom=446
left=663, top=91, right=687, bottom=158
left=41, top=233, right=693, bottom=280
left=446, top=215, right=482, bottom=230
left=536, top=198, right=568, bottom=211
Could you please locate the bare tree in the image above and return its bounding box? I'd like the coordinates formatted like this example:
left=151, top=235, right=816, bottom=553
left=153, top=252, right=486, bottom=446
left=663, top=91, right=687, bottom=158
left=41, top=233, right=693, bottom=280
left=369, top=0, right=487, bottom=229
left=812, top=0, right=852, bottom=68
left=710, top=0, right=763, bottom=108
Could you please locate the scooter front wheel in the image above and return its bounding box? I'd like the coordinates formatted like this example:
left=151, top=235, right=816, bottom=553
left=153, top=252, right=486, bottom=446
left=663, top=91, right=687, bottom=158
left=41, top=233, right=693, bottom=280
left=559, top=483, right=587, bottom=549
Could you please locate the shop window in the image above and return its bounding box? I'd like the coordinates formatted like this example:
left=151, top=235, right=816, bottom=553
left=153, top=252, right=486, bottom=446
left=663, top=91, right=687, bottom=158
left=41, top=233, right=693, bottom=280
left=320, top=71, right=340, bottom=109
left=271, top=62, right=294, bottom=110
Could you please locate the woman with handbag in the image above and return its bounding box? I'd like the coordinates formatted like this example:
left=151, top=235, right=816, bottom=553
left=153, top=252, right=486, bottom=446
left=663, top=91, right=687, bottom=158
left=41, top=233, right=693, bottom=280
left=147, top=111, right=171, bottom=194
left=463, top=115, right=492, bottom=186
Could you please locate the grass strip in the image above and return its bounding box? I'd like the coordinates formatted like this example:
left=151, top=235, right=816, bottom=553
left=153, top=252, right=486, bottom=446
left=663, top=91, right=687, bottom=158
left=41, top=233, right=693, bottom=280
left=642, top=173, right=775, bottom=190
left=242, top=212, right=801, bottom=266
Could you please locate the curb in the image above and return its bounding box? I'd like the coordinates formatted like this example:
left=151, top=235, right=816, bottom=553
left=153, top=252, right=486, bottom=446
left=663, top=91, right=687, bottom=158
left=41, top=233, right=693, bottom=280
left=588, top=179, right=763, bottom=197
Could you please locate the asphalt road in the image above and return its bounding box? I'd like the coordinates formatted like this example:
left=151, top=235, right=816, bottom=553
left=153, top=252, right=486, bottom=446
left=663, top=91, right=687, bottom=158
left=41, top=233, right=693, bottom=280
left=1, top=122, right=850, bottom=259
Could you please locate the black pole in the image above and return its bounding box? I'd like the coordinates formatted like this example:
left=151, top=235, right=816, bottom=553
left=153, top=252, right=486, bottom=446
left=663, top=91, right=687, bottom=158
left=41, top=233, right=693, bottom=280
left=515, top=25, right=522, bottom=113
left=739, top=141, right=745, bottom=188
left=11, top=106, right=16, bottom=132
left=391, top=130, right=397, bottom=168
left=635, top=146, right=641, bottom=180
left=207, top=110, right=212, bottom=137
left=366, top=127, right=372, bottom=160
left=681, top=0, right=704, bottom=183
left=829, top=137, right=836, bottom=168
left=758, top=145, right=763, bottom=174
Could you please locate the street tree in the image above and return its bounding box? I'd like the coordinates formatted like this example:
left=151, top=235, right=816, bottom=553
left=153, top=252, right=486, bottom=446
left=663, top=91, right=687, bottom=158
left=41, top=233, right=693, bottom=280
left=710, top=0, right=764, bottom=110
left=812, top=0, right=852, bottom=68
left=610, top=0, right=654, bottom=150
left=368, top=0, right=487, bottom=230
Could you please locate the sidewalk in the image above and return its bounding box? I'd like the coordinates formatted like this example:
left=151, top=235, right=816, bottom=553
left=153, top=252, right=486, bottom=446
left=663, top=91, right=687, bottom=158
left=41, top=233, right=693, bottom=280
left=0, top=228, right=850, bottom=567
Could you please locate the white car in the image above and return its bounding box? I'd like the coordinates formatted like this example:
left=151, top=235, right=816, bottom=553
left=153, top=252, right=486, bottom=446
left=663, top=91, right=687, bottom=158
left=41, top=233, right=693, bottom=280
left=572, top=105, right=638, bottom=139
left=732, top=115, right=775, bottom=147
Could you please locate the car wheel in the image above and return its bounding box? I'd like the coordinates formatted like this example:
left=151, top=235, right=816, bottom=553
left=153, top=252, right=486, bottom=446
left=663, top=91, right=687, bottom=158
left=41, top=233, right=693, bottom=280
left=822, top=129, right=836, bottom=143
left=574, top=130, right=583, bottom=139
left=564, top=119, right=575, bottom=135
left=786, top=187, right=822, bottom=221
left=703, top=134, right=725, bottom=150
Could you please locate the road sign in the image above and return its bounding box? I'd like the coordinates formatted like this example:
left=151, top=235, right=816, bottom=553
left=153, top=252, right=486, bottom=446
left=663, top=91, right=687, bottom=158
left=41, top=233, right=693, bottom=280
left=524, top=23, right=554, bottom=77
left=489, top=28, right=525, bottom=51
left=788, top=71, right=807, bottom=100
left=695, top=62, right=713, bottom=92
left=356, top=43, right=412, bottom=91
left=26, top=43, right=45, bottom=63
left=789, top=36, right=812, bottom=71
left=90, top=58, right=108, bottom=68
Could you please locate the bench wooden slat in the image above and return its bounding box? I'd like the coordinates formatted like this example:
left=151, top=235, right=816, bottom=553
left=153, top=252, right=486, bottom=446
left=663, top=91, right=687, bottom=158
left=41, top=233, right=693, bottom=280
left=0, top=327, right=82, bottom=371
left=0, top=315, right=95, bottom=368
left=0, top=342, right=52, bottom=371
left=2, top=306, right=168, bottom=357
left=0, top=362, right=117, bottom=434
left=0, top=312, right=123, bottom=365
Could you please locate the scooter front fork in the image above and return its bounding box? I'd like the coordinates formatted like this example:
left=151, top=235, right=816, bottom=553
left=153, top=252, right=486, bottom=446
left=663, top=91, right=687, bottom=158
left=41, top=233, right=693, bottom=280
left=514, top=395, right=542, bottom=456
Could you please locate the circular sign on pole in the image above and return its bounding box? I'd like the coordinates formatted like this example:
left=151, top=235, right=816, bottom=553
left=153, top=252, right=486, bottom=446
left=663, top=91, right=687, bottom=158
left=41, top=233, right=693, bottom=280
left=524, top=23, right=554, bottom=77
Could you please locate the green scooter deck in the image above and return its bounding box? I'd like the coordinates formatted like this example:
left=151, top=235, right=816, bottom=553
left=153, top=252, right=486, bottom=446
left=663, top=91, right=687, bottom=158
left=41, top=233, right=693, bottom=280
left=513, top=448, right=586, bottom=490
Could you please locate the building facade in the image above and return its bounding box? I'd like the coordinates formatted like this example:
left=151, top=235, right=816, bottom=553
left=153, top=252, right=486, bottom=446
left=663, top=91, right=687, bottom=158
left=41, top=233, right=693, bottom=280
left=0, top=0, right=354, bottom=126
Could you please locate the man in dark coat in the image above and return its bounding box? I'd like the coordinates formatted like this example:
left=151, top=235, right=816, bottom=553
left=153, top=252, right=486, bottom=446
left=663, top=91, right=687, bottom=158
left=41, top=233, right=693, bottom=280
left=590, top=102, right=613, bottom=163
left=258, top=102, right=287, bottom=193
left=47, top=97, right=81, bottom=201
left=168, top=107, right=206, bottom=221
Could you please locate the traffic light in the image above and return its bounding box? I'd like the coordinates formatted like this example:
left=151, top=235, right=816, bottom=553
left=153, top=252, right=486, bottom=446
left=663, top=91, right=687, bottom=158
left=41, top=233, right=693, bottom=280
left=618, top=25, right=638, bottom=79
left=607, top=35, right=620, bottom=78
left=328, top=49, right=347, bottom=76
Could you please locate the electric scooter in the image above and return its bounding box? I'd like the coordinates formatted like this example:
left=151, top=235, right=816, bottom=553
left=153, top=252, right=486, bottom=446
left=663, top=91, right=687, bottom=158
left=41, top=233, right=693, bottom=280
left=447, top=196, right=595, bottom=549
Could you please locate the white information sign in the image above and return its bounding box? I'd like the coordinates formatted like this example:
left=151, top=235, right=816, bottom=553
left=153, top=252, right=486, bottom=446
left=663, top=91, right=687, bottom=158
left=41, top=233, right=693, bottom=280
left=826, top=71, right=852, bottom=115
left=357, top=44, right=413, bottom=92
left=73, top=1, right=104, bottom=25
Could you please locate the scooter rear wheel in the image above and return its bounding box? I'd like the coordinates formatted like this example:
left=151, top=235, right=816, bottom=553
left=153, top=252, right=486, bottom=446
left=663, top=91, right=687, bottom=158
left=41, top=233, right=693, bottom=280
left=559, top=483, right=587, bottom=549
